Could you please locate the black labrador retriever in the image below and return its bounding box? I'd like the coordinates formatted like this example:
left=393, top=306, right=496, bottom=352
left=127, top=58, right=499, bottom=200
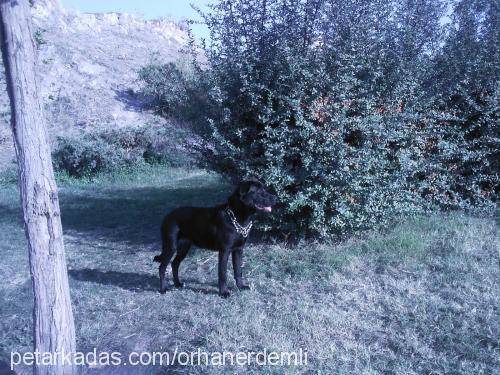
left=154, top=179, right=277, bottom=297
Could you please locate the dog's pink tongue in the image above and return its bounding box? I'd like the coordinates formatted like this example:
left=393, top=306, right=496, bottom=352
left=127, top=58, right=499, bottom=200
left=263, top=206, right=272, bottom=212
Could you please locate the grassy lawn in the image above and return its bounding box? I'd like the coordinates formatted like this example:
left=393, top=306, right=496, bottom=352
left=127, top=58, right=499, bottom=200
left=0, top=166, right=498, bottom=374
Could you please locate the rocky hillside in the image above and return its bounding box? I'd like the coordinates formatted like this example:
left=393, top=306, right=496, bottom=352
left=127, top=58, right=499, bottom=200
left=0, top=0, right=188, bottom=171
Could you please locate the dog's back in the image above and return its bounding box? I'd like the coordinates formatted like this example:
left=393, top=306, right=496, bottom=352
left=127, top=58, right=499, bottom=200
left=160, top=205, right=223, bottom=252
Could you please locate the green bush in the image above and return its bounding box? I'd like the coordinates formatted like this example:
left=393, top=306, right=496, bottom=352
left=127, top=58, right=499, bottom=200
left=52, top=126, right=189, bottom=177
left=140, top=0, right=498, bottom=238
left=138, top=57, right=210, bottom=126
left=138, top=61, right=188, bottom=117
left=33, top=28, right=47, bottom=48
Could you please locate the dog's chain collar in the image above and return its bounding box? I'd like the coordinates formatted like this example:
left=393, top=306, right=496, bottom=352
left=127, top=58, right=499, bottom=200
left=225, top=207, right=253, bottom=238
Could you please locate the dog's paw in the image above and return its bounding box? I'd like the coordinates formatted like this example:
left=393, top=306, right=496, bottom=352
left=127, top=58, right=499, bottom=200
left=219, top=290, right=230, bottom=298
left=237, top=284, right=251, bottom=291
left=159, top=288, right=168, bottom=294
left=174, top=282, right=185, bottom=289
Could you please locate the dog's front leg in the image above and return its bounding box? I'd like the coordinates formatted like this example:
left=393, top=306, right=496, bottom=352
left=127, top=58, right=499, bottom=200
left=218, top=249, right=231, bottom=298
left=232, top=247, right=250, bottom=290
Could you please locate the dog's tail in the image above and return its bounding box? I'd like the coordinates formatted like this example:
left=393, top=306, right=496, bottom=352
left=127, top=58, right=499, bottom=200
left=153, top=255, right=162, bottom=263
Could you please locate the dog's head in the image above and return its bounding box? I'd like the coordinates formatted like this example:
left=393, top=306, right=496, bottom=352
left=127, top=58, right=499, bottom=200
left=234, top=179, right=277, bottom=213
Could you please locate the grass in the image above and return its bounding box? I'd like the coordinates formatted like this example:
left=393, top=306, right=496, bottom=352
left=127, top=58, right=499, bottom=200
left=0, top=165, right=498, bottom=374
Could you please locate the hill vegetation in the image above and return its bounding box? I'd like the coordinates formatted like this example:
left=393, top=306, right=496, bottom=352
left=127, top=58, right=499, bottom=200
left=0, top=0, right=188, bottom=173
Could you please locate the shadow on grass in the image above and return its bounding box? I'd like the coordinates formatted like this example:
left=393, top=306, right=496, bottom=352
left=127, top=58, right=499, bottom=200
left=69, top=268, right=219, bottom=296
left=112, top=88, right=150, bottom=112
left=59, top=184, right=230, bottom=247
left=0, top=359, right=16, bottom=374
left=0, top=204, right=22, bottom=225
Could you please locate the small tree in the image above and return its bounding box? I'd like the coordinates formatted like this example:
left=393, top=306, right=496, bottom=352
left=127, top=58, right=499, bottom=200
left=142, top=0, right=447, bottom=237
left=0, top=1, right=77, bottom=374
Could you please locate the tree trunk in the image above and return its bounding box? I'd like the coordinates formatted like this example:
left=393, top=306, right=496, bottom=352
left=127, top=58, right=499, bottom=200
left=0, top=1, right=77, bottom=374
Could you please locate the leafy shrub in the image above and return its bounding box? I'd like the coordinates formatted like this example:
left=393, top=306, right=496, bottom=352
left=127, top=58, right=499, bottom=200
left=138, top=61, right=188, bottom=116
left=423, top=0, right=500, bottom=207
left=140, top=0, right=498, bottom=238
left=52, top=126, right=189, bottom=177
left=33, top=28, right=47, bottom=48
left=0, top=168, right=17, bottom=186
left=138, top=56, right=210, bottom=126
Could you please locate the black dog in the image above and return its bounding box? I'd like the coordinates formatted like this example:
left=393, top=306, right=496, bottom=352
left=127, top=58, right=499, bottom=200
left=154, top=179, right=276, bottom=297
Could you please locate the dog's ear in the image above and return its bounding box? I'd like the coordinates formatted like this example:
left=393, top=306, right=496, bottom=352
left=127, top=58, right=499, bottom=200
left=238, top=178, right=262, bottom=197
left=238, top=181, right=251, bottom=197
left=246, top=176, right=260, bottom=183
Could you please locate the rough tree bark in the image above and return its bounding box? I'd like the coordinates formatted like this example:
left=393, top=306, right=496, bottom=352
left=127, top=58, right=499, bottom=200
left=0, top=1, right=77, bottom=374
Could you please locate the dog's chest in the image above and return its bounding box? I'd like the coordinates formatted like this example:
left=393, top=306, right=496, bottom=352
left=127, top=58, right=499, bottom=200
left=231, top=236, right=247, bottom=248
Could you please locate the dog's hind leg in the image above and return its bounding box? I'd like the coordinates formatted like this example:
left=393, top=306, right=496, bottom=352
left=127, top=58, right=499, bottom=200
left=158, top=223, right=179, bottom=294
left=171, top=238, right=191, bottom=288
